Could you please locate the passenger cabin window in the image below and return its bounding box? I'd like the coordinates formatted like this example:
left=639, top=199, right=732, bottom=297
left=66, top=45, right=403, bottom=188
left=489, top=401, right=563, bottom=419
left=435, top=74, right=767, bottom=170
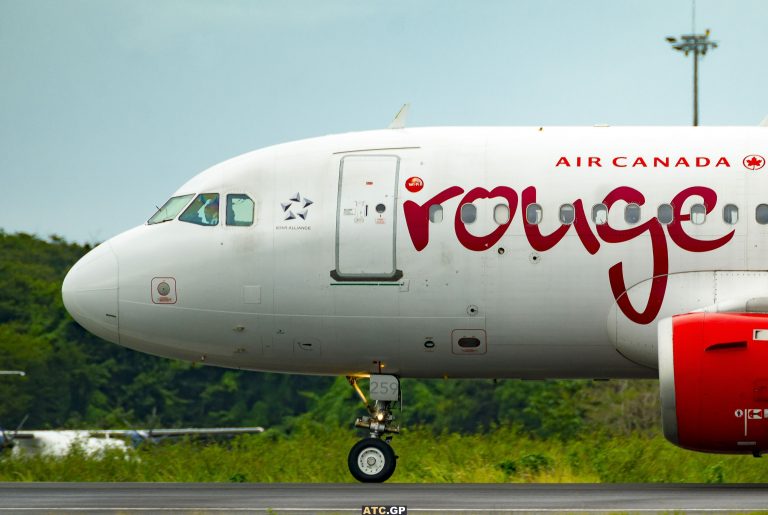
left=592, top=204, right=607, bottom=225
left=226, top=194, right=254, bottom=226
left=657, top=204, right=673, bottom=225
left=147, top=194, right=194, bottom=225
left=460, top=203, right=477, bottom=224
left=723, top=204, right=739, bottom=225
left=526, top=204, right=542, bottom=225
left=690, top=204, right=706, bottom=225
left=494, top=204, right=510, bottom=225
left=625, top=203, right=641, bottom=225
left=429, top=204, right=443, bottom=223
left=179, top=193, right=220, bottom=226
left=559, top=204, right=575, bottom=224
left=757, top=204, right=768, bottom=225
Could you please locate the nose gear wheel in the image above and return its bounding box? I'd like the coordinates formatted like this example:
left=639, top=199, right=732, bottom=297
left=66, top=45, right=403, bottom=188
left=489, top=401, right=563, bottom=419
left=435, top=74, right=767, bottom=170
left=348, top=437, right=396, bottom=483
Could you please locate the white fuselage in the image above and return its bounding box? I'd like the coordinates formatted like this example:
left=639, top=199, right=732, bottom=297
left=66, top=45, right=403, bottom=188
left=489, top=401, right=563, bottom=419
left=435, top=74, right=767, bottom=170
left=62, top=127, right=768, bottom=379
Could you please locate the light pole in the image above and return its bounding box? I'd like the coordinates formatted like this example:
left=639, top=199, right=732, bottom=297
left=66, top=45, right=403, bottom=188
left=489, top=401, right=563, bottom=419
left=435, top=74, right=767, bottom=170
left=666, top=30, right=718, bottom=126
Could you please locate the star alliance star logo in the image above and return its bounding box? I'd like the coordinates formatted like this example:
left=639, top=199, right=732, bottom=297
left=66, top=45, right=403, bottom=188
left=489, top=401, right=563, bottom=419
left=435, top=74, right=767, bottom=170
left=280, top=192, right=313, bottom=221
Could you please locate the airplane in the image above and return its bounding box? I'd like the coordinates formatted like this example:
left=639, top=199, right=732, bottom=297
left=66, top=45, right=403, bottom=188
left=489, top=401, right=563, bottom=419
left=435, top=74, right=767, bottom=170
left=0, top=372, right=264, bottom=457
left=61, top=114, right=768, bottom=482
left=0, top=422, right=264, bottom=457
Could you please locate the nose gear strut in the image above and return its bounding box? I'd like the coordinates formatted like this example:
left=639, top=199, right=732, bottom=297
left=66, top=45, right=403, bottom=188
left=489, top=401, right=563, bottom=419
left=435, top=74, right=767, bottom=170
left=349, top=376, right=401, bottom=437
left=346, top=375, right=400, bottom=482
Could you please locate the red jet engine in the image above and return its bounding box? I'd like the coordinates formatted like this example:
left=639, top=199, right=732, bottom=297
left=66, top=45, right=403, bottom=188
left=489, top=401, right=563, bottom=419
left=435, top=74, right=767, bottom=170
left=659, top=312, right=768, bottom=456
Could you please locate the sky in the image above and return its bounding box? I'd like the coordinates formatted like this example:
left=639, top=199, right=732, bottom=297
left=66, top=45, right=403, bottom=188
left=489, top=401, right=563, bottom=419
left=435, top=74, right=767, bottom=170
left=1, top=0, right=767, bottom=243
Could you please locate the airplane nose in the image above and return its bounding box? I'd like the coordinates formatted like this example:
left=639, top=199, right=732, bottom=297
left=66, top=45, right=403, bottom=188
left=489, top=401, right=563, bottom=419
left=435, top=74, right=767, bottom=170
left=62, top=241, right=119, bottom=344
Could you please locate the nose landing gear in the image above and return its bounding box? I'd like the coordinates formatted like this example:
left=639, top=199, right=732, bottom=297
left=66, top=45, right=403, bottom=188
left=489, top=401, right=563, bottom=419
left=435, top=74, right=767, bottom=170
left=346, top=375, right=400, bottom=483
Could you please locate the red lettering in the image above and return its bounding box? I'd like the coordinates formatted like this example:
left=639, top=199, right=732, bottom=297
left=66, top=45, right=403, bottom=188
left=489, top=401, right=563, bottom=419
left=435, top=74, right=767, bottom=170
left=403, top=186, right=464, bottom=251
left=597, top=186, right=668, bottom=325
left=522, top=187, right=600, bottom=255
left=455, top=187, right=518, bottom=251
left=405, top=182, right=738, bottom=326
left=667, top=186, right=734, bottom=252
left=572, top=199, right=601, bottom=254
left=555, top=156, right=730, bottom=168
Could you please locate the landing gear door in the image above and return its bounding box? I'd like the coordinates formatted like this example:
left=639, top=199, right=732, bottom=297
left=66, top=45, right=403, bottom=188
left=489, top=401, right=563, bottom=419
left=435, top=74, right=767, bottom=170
left=369, top=374, right=400, bottom=401
left=333, top=155, right=403, bottom=281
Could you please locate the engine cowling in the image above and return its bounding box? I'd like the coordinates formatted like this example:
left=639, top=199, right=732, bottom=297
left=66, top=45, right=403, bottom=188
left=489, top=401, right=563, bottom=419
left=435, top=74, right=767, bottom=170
left=658, top=312, right=768, bottom=455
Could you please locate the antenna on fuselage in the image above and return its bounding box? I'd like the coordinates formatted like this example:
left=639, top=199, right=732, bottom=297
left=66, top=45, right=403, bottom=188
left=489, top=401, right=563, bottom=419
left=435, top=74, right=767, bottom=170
left=388, top=103, right=410, bottom=129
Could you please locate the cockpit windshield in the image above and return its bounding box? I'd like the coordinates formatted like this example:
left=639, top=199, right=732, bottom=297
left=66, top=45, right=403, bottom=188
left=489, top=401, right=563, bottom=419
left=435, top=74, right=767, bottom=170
left=179, top=193, right=220, bottom=226
left=148, top=194, right=194, bottom=225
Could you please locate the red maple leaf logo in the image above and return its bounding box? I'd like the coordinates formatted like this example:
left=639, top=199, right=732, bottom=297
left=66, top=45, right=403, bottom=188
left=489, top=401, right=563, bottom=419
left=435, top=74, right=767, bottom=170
left=744, top=155, right=766, bottom=170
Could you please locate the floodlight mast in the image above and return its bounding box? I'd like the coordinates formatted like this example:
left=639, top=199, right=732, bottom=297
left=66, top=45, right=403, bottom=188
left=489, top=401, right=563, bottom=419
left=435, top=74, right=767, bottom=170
left=665, top=29, right=718, bottom=126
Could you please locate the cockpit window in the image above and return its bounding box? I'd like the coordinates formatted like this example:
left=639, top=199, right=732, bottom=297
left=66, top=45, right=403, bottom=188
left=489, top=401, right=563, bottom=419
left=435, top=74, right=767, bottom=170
left=147, top=194, right=194, bottom=225
left=226, top=194, right=255, bottom=226
left=179, top=193, right=220, bottom=226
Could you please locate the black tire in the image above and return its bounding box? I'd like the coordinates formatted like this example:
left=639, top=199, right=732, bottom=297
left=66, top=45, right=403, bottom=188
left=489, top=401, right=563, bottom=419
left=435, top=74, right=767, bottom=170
left=348, top=438, right=397, bottom=483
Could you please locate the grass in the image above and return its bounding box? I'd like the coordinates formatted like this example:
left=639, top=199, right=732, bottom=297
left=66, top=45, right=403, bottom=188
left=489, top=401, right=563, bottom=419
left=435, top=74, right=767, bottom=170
left=2, top=423, right=768, bottom=483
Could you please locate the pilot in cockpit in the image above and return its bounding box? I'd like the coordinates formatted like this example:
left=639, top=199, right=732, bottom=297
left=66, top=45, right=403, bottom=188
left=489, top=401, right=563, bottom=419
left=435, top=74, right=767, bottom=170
left=202, top=197, right=219, bottom=225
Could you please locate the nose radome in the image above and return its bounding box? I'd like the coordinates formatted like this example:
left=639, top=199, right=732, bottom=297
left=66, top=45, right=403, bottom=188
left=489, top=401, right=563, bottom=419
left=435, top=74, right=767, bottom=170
left=62, top=241, right=119, bottom=344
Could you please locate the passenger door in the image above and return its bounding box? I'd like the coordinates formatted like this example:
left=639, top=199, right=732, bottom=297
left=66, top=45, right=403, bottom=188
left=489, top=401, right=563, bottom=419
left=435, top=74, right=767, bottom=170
left=333, top=155, right=402, bottom=281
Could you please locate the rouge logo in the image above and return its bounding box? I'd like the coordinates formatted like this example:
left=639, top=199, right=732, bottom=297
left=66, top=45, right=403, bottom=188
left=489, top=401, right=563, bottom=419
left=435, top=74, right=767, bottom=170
left=405, top=176, right=424, bottom=193
left=403, top=185, right=734, bottom=325
left=744, top=155, right=765, bottom=171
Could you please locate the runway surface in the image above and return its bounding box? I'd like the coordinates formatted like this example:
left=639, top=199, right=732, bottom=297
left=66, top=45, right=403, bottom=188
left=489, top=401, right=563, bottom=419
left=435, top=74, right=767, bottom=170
left=1, top=483, right=767, bottom=514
